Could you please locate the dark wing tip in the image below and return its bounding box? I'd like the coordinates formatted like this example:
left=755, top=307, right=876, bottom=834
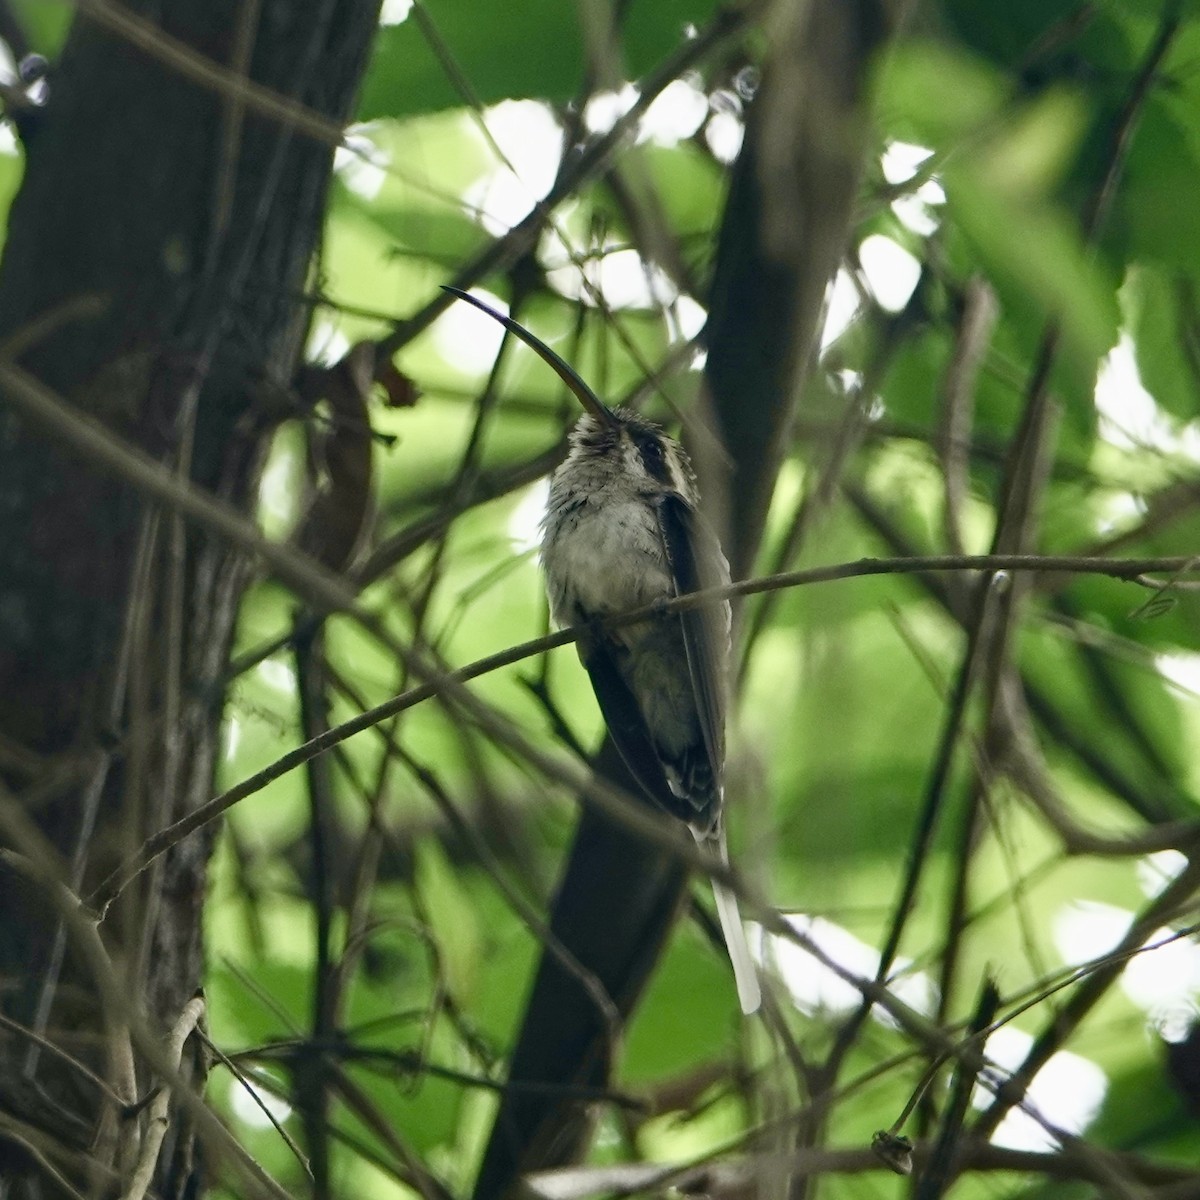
left=655, top=492, right=730, bottom=803
left=583, top=638, right=705, bottom=828
left=672, top=752, right=721, bottom=834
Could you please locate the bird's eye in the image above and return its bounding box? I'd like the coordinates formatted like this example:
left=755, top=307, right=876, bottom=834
left=635, top=435, right=670, bottom=481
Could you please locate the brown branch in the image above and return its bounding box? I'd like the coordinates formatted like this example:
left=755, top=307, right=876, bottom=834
left=0, top=844, right=290, bottom=1200
left=123, top=997, right=206, bottom=1200
left=90, top=547, right=1200, bottom=910
left=521, top=1139, right=1198, bottom=1200
left=938, top=277, right=997, bottom=554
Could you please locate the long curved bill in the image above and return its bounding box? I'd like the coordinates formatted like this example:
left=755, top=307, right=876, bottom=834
left=442, top=285, right=617, bottom=427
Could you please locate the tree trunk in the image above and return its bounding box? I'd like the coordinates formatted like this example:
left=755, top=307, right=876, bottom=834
left=0, top=2, right=379, bottom=1194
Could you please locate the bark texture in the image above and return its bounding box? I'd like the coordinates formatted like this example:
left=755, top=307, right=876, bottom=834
left=0, top=2, right=378, bottom=1195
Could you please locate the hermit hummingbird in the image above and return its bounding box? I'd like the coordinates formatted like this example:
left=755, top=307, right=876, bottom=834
left=443, top=286, right=761, bottom=1014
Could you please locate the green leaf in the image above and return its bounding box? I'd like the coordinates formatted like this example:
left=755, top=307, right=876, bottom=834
left=415, top=839, right=482, bottom=997
left=973, top=87, right=1089, bottom=199
left=0, top=150, right=25, bottom=261
left=624, top=924, right=740, bottom=1077
left=9, top=0, right=71, bottom=57
left=942, top=0, right=1137, bottom=74
left=946, top=168, right=1117, bottom=390
left=1124, top=266, right=1200, bottom=423
left=873, top=39, right=1009, bottom=146
left=359, top=0, right=719, bottom=120
left=1111, top=96, right=1200, bottom=276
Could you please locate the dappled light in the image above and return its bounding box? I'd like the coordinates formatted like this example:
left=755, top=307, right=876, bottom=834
left=2, top=3, right=1200, bottom=1200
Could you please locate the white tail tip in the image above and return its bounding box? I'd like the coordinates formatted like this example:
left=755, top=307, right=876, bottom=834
left=713, top=877, right=762, bottom=1014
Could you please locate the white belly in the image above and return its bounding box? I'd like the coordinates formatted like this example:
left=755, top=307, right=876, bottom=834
left=543, top=496, right=673, bottom=626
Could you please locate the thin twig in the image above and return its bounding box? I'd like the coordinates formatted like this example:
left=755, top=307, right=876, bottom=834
left=122, top=996, right=206, bottom=1200
left=520, top=1139, right=1197, bottom=1200
left=973, top=859, right=1200, bottom=1141
left=90, top=546, right=1200, bottom=910
left=939, top=277, right=997, bottom=554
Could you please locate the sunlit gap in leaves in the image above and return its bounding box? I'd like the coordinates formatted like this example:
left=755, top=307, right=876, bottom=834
left=0, top=40, right=26, bottom=144
left=1093, top=490, right=1147, bottom=537
left=762, top=914, right=936, bottom=1019
left=379, top=0, right=413, bottom=25
left=228, top=1072, right=293, bottom=1129
left=257, top=422, right=307, bottom=539
left=583, top=85, right=640, bottom=136
left=820, top=269, right=862, bottom=352
left=257, top=658, right=298, bottom=697
left=463, top=100, right=564, bottom=237
left=1156, top=651, right=1200, bottom=711
left=545, top=242, right=682, bottom=317
left=222, top=716, right=241, bottom=765
left=1096, top=336, right=1200, bottom=710
left=449, top=77, right=736, bottom=348
left=1054, top=854, right=1200, bottom=1030
left=705, top=110, right=743, bottom=164
left=859, top=234, right=921, bottom=314
left=432, top=286, right=508, bottom=376
left=883, top=140, right=945, bottom=237
left=580, top=73, right=720, bottom=152
left=336, top=123, right=391, bottom=201
left=508, top=478, right=551, bottom=555
left=819, top=148, right=933, bottom=350
left=702, top=64, right=754, bottom=159
left=307, top=319, right=353, bottom=367
left=1096, top=333, right=1200, bottom=458
left=1094, top=334, right=1200, bottom=615
left=0, top=35, right=20, bottom=156
left=875, top=140, right=943, bottom=317
left=1024, top=849, right=1200, bottom=1143
left=979, top=845, right=1198, bottom=1149
left=641, top=77, right=709, bottom=144
left=538, top=213, right=708, bottom=334
left=553, top=76, right=730, bottom=324
left=822, top=140, right=943, bottom=337
left=219, top=659, right=295, bottom=767
left=759, top=914, right=1111, bottom=1152
left=978, top=1027, right=1107, bottom=1152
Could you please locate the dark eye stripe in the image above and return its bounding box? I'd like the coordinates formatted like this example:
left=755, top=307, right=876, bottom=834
left=635, top=434, right=671, bottom=483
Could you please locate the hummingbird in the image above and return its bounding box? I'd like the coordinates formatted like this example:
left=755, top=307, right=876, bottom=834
left=444, top=286, right=761, bottom=1014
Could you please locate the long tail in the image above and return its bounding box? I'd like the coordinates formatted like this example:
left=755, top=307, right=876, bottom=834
left=694, top=827, right=761, bottom=1014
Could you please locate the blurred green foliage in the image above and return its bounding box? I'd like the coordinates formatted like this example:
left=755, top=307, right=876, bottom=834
left=16, top=0, right=1190, bottom=1194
